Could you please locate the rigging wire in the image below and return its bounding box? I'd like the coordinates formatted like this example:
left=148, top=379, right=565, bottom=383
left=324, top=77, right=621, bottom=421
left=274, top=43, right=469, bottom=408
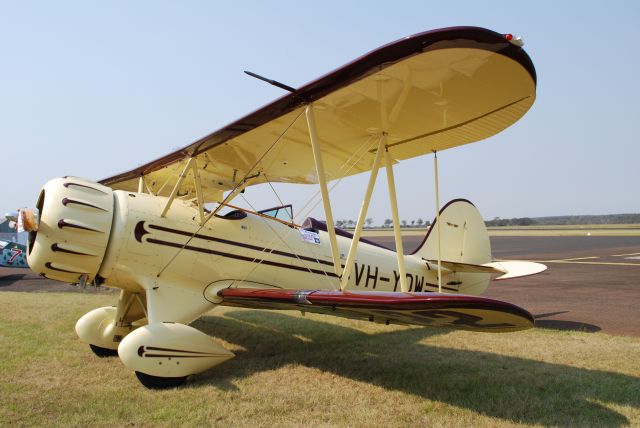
left=155, top=108, right=306, bottom=278
left=236, top=193, right=334, bottom=288
left=233, top=134, right=379, bottom=289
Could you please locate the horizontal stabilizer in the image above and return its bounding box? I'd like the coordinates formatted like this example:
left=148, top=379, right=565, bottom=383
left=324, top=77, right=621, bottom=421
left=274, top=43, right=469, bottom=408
left=218, top=288, right=534, bottom=332
left=423, top=259, right=546, bottom=280
left=423, top=259, right=504, bottom=274
left=484, top=261, right=547, bottom=280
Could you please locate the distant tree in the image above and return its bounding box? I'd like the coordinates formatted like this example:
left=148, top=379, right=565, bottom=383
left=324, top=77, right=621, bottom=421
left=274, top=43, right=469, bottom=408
left=411, top=220, right=415, bottom=227
left=416, top=218, right=424, bottom=227
left=517, top=217, right=534, bottom=226
left=335, top=220, right=344, bottom=228
left=384, top=218, right=392, bottom=228
left=365, top=218, right=373, bottom=228
left=401, top=220, right=407, bottom=227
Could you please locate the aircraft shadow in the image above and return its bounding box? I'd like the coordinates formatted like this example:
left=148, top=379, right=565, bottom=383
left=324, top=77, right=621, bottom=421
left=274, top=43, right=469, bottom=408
left=0, top=273, right=26, bottom=287
left=534, top=311, right=602, bottom=333
left=191, top=310, right=638, bottom=426
left=535, top=319, right=601, bottom=333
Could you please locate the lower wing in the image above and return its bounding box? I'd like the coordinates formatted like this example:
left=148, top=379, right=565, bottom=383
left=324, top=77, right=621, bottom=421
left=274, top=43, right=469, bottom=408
left=218, top=288, right=533, bottom=332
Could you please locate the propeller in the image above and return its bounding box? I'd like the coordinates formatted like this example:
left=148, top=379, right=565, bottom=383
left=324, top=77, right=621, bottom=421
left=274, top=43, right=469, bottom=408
left=5, top=208, right=39, bottom=232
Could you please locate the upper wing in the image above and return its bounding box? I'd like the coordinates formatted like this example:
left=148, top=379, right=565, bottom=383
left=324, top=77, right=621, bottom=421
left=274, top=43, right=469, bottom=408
left=101, top=26, right=536, bottom=203
left=218, top=288, right=534, bottom=332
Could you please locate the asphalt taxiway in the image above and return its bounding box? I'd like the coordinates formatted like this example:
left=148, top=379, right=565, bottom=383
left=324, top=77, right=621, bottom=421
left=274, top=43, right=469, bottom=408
left=1, top=235, right=639, bottom=336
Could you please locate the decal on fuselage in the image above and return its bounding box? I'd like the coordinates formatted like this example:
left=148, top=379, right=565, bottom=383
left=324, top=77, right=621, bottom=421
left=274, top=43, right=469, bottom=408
left=352, top=262, right=454, bottom=292
left=300, top=229, right=321, bottom=245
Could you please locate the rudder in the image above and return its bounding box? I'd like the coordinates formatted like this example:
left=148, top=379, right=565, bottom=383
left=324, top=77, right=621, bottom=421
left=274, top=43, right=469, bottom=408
left=412, top=199, right=492, bottom=294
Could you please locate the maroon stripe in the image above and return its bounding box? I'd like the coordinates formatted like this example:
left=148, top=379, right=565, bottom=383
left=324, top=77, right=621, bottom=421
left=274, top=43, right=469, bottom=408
left=57, top=219, right=101, bottom=233
left=144, top=346, right=220, bottom=355
left=143, top=354, right=225, bottom=358
left=147, top=222, right=335, bottom=267
left=62, top=197, right=108, bottom=212
left=50, top=243, right=93, bottom=256
left=409, top=199, right=474, bottom=256
left=147, top=238, right=338, bottom=278
left=45, top=262, right=85, bottom=274
left=63, top=182, right=108, bottom=194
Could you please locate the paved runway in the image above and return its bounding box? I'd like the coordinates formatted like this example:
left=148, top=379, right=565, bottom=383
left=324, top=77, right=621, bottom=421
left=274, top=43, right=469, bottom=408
left=2, top=236, right=639, bottom=336
left=371, top=235, right=640, bottom=337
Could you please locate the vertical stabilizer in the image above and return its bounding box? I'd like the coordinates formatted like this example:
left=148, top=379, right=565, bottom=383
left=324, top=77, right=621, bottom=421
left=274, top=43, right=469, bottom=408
left=412, top=199, right=492, bottom=294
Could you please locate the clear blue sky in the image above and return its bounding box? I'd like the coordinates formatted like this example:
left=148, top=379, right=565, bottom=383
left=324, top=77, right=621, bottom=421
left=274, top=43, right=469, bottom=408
left=1, top=1, right=639, bottom=225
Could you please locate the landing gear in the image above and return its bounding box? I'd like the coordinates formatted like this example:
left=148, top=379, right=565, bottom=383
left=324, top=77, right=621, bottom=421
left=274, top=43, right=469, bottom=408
left=89, top=344, right=118, bottom=357
left=118, top=322, right=234, bottom=388
left=135, top=371, right=188, bottom=389
left=76, top=291, right=147, bottom=353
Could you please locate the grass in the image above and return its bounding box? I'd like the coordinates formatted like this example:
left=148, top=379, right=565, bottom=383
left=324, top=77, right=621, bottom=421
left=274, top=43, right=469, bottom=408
left=1, top=291, right=640, bottom=427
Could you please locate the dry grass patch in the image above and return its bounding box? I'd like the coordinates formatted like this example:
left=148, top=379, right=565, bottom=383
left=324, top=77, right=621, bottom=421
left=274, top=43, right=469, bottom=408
left=1, top=291, right=639, bottom=427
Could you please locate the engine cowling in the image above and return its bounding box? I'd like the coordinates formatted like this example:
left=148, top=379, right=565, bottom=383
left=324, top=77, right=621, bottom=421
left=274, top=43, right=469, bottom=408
left=27, top=177, right=114, bottom=284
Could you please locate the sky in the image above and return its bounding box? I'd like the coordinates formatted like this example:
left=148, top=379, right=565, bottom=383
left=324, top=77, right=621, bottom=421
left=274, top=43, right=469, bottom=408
left=1, top=1, right=639, bottom=226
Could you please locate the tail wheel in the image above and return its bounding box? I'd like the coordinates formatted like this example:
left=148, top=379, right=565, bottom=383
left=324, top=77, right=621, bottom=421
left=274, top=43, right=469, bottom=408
left=135, top=371, right=187, bottom=389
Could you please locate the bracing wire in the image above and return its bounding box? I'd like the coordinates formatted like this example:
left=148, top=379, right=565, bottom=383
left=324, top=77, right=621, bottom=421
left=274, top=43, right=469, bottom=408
left=233, top=134, right=380, bottom=289
left=156, top=108, right=306, bottom=278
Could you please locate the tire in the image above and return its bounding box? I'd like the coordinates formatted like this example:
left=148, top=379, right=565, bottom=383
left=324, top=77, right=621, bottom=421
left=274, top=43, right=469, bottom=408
left=89, top=344, right=118, bottom=357
left=135, top=371, right=188, bottom=389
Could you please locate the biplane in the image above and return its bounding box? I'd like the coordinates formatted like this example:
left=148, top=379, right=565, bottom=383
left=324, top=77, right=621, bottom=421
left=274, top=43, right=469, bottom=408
left=24, top=26, right=545, bottom=388
left=1, top=212, right=29, bottom=268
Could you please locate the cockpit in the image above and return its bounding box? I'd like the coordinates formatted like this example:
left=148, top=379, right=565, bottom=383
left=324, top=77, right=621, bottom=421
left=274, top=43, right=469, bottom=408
left=219, top=203, right=294, bottom=225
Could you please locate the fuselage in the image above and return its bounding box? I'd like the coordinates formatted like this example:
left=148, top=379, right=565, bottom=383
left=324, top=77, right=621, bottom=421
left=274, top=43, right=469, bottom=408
left=101, top=190, right=452, bottom=296
left=27, top=177, right=491, bottom=324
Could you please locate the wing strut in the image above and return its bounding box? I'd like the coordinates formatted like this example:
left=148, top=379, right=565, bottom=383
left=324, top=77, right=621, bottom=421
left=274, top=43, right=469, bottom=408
left=160, top=157, right=195, bottom=218
left=339, top=134, right=386, bottom=291
left=433, top=151, right=442, bottom=293
left=305, top=104, right=343, bottom=278
left=191, top=158, right=206, bottom=224
left=384, top=147, right=409, bottom=292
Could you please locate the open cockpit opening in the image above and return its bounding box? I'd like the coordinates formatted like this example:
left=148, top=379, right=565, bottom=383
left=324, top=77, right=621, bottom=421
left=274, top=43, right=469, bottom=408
left=215, top=203, right=298, bottom=227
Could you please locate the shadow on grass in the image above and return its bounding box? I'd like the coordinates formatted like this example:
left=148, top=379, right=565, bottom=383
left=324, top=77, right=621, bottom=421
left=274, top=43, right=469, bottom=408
left=192, top=311, right=639, bottom=426
left=534, top=311, right=602, bottom=333
left=535, top=319, right=601, bottom=333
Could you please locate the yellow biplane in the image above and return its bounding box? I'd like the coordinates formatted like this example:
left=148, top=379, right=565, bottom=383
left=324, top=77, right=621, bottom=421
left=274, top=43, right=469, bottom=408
left=24, top=26, right=545, bottom=388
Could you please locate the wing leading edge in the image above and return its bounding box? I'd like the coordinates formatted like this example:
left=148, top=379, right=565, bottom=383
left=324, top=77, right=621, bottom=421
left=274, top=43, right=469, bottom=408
left=218, top=288, right=534, bottom=332
left=101, top=26, right=536, bottom=203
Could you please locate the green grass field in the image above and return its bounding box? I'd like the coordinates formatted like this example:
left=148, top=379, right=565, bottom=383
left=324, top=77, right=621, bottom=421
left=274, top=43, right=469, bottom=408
left=1, top=292, right=639, bottom=427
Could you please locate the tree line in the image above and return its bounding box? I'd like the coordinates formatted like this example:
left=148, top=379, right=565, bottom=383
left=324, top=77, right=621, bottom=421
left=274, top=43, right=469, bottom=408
left=335, top=213, right=640, bottom=229
left=335, top=218, right=431, bottom=229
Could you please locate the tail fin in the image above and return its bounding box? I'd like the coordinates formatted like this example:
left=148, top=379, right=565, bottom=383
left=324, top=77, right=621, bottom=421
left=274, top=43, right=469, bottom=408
left=412, top=199, right=491, bottom=265
left=412, top=199, right=492, bottom=294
